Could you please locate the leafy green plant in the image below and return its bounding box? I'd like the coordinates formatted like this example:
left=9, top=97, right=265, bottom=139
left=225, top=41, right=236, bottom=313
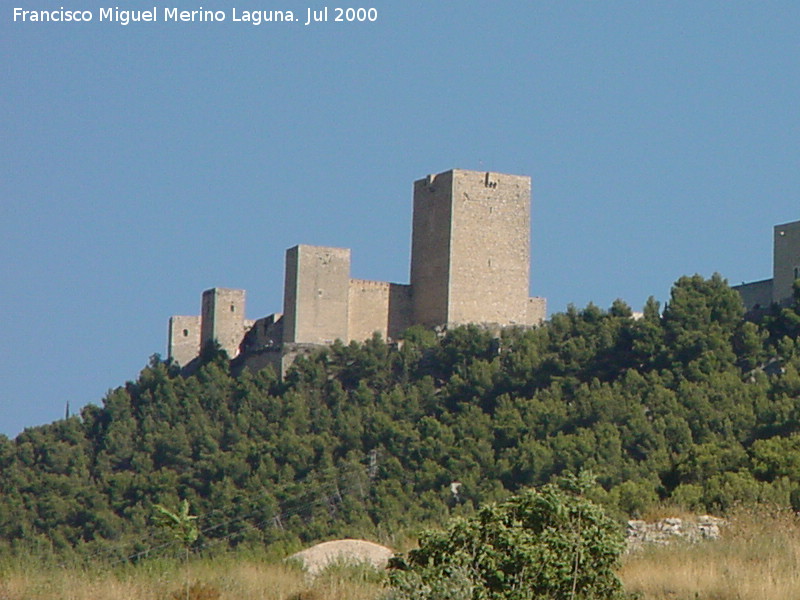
left=388, top=475, right=624, bottom=600
left=154, top=499, right=199, bottom=555
left=154, top=500, right=199, bottom=600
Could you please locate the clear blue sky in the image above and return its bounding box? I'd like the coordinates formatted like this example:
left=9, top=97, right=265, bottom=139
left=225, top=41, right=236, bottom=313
left=2, top=2, right=799, bottom=437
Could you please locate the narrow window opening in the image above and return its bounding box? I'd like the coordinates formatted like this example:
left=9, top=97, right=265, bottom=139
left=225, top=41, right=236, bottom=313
left=183, top=329, right=189, bottom=337
left=230, top=304, right=235, bottom=312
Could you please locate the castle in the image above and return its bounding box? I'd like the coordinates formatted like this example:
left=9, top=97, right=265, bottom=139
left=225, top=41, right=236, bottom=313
left=734, top=219, right=800, bottom=312
left=167, top=169, right=547, bottom=373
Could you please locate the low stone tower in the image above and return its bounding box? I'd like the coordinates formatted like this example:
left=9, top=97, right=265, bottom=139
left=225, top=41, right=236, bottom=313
left=282, top=245, right=351, bottom=345
left=168, top=315, right=201, bottom=367
left=200, top=288, right=247, bottom=358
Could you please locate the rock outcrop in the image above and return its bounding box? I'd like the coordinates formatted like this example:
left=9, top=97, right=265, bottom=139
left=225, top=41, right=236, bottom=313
left=626, top=515, right=725, bottom=552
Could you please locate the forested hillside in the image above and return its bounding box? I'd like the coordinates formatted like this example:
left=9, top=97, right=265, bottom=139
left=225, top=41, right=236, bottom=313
left=4, top=274, right=800, bottom=560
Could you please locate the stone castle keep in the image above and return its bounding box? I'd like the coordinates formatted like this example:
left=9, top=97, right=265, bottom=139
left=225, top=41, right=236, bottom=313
left=734, top=219, right=800, bottom=312
left=167, top=169, right=547, bottom=372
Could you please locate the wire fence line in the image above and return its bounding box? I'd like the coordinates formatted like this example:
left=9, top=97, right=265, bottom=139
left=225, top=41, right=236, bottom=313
left=63, top=461, right=379, bottom=567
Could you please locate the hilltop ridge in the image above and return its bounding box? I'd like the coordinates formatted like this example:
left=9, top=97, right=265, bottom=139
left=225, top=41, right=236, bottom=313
left=4, top=273, right=800, bottom=559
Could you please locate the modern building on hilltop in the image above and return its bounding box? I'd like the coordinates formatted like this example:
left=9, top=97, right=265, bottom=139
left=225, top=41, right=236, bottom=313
left=168, top=168, right=547, bottom=373
left=734, top=219, right=800, bottom=312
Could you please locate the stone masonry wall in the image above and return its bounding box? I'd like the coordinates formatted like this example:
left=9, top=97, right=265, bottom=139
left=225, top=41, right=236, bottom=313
left=527, top=297, right=547, bottom=326
left=240, top=313, right=283, bottom=353
left=200, top=288, right=246, bottom=358
left=734, top=278, right=773, bottom=312
left=448, top=170, right=531, bottom=326
left=347, top=280, right=413, bottom=342
left=168, top=315, right=201, bottom=366
left=410, top=170, right=454, bottom=327
left=283, top=245, right=351, bottom=344
left=348, top=279, right=392, bottom=342
left=773, top=220, right=800, bottom=305
left=387, top=283, right=413, bottom=339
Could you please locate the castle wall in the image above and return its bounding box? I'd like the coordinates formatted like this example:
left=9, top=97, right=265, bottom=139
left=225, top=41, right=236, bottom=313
left=733, top=279, right=773, bottom=312
left=448, top=170, right=531, bottom=326
left=388, top=283, right=413, bottom=338
left=201, top=288, right=246, bottom=358
left=168, top=315, right=201, bottom=366
left=283, top=245, right=351, bottom=344
left=240, top=313, right=283, bottom=353
left=168, top=168, right=548, bottom=372
left=773, top=220, right=800, bottom=305
left=527, top=297, right=547, bottom=326
left=347, top=280, right=413, bottom=342
left=348, top=279, right=392, bottom=342
left=410, top=171, right=453, bottom=327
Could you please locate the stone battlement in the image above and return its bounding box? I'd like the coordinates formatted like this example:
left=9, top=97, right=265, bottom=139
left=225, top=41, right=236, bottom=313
left=168, top=168, right=547, bottom=372
left=350, top=278, right=393, bottom=289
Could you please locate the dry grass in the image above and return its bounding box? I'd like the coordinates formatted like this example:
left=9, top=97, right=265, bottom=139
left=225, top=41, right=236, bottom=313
left=5, top=508, right=800, bottom=600
left=620, top=505, right=800, bottom=600
left=0, top=557, right=385, bottom=600
left=638, top=503, right=702, bottom=523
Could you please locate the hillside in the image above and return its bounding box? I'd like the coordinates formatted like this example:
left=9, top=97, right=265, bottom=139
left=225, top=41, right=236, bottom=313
left=3, top=273, right=800, bottom=560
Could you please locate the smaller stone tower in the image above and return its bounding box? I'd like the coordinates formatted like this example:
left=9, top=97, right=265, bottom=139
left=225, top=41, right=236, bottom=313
left=168, top=315, right=201, bottom=367
left=282, top=245, right=351, bottom=344
left=201, top=288, right=246, bottom=358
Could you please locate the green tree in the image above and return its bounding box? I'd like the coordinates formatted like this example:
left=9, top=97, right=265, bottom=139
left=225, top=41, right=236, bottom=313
left=389, top=477, right=624, bottom=600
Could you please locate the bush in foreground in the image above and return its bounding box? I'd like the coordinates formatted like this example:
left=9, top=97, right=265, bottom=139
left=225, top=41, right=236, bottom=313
left=387, top=476, right=624, bottom=600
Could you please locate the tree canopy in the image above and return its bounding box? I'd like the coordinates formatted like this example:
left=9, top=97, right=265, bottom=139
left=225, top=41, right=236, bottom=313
left=3, top=274, right=800, bottom=560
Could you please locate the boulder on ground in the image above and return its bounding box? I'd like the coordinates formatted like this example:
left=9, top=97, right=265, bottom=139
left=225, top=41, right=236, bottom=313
left=287, top=539, right=394, bottom=576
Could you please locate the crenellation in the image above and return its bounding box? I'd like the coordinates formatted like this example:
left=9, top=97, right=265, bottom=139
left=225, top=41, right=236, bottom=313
left=350, top=278, right=392, bottom=288
left=167, top=168, right=547, bottom=372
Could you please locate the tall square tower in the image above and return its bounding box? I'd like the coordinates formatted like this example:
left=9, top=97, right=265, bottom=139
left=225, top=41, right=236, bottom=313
left=410, top=169, right=532, bottom=327
left=773, top=220, right=800, bottom=304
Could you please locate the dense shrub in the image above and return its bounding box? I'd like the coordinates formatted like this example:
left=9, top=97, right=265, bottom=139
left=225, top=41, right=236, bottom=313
left=388, top=477, right=624, bottom=600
